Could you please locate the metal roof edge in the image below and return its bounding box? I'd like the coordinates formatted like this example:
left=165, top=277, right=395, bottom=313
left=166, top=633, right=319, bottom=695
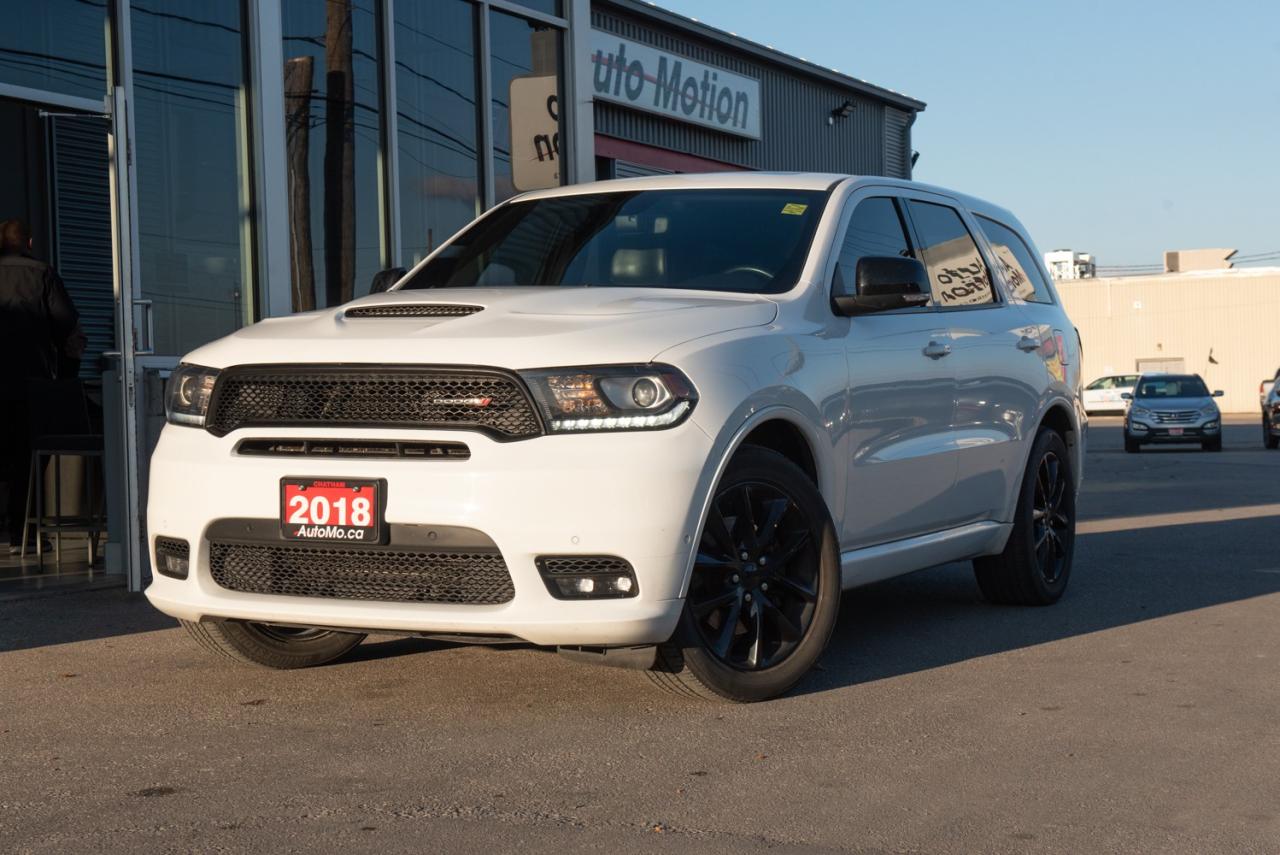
left=595, top=0, right=927, bottom=113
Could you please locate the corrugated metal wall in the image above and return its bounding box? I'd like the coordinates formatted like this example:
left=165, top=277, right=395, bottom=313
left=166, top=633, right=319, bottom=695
left=1057, top=270, right=1280, bottom=413
left=590, top=5, right=909, bottom=177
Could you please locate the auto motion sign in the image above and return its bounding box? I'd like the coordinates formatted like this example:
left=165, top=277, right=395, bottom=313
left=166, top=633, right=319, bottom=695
left=590, top=31, right=761, bottom=139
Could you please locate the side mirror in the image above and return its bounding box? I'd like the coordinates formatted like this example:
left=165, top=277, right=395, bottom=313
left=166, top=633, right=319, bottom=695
left=1120, top=392, right=1133, bottom=401
left=369, top=266, right=406, bottom=294
left=832, top=256, right=931, bottom=316
left=1213, top=390, right=1224, bottom=397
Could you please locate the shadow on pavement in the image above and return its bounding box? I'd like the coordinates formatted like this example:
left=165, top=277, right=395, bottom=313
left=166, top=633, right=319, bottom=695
left=796, top=514, right=1280, bottom=696
left=0, top=588, right=177, bottom=653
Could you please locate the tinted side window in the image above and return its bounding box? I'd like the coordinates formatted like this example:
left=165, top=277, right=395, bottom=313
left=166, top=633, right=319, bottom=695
left=905, top=201, right=995, bottom=307
left=834, top=196, right=912, bottom=297
left=976, top=216, right=1054, bottom=304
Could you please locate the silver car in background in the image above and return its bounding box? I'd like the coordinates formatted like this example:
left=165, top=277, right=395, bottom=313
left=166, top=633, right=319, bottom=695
left=1123, top=373, right=1224, bottom=452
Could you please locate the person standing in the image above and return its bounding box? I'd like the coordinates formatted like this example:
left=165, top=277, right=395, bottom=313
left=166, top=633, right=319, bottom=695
left=0, top=219, right=82, bottom=554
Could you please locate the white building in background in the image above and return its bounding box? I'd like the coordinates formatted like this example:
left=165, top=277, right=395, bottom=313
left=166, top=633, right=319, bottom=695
left=1044, top=249, right=1096, bottom=280
left=1056, top=266, right=1280, bottom=412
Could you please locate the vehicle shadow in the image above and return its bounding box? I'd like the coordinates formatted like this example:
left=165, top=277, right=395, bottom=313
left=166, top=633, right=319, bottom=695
left=794, top=515, right=1280, bottom=696
left=0, top=588, right=178, bottom=653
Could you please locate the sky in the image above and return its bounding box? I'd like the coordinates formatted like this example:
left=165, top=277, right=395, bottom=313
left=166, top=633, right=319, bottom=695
left=657, top=0, right=1280, bottom=271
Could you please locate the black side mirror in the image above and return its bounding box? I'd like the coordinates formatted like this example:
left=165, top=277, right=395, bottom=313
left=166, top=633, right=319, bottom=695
left=833, top=256, right=931, bottom=316
left=1213, top=390, right=1224, bottom=397
left=370, top=266, right=406, bottom=294
left=1121, top=392, right=1133, bottom=401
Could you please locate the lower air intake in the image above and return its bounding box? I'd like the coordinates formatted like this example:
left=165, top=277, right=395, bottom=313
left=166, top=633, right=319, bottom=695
left=209, top=542, right=515, bottom=604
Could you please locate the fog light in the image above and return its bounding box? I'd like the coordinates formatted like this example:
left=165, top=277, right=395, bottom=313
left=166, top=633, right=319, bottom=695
left=1130, top=422, right=1148, bottom=432
left=154, top=537, right=190, bottom=580
left=1204, top=421, right=1219, bottom=431
left=537, top=556, right=638, bottom=599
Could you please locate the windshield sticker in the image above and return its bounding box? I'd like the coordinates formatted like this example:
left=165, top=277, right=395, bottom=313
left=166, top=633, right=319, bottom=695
left=780, top=203, right=809, bottom=216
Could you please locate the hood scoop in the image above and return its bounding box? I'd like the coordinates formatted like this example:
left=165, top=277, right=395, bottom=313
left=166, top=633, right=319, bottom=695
left=345, top=304, right=483, bottom=319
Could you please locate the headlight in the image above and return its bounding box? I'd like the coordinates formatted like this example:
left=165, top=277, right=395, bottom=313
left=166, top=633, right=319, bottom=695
left=1130, top=406, right=1150, bottom=419
left=165, top=364, right=220, bottom=427
left=1200, top=405, right=1218, bottom=417
left=520, top=364, right=697, bottom=432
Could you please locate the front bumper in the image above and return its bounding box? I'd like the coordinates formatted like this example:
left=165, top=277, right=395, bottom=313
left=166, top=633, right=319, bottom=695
left=145, top=422, right=716, bottom=646
left=1125, top=419, right=1219, bottom=443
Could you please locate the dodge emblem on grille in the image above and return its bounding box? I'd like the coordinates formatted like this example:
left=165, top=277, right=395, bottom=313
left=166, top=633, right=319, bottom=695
left=432, top=396, right=493, bottom=407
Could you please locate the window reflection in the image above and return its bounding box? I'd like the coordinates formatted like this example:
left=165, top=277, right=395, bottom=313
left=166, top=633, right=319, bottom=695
left=395, top=0, right=480, bottom=266
left=132, top=1, right=252, bottom=355
left=489, top=10, right=563, bottom=203
left=282, top=0, right=384, bottom=311
left=0, top=0, right=107, bottom=102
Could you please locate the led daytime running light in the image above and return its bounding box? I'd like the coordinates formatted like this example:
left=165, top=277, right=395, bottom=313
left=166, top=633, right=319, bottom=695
left=551, top=400, right=691, bottom=432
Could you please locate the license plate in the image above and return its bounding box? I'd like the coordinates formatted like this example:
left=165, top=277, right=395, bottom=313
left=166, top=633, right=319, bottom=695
left=281, top=478, right=381, bottom=542
left=1168, top=427, right=1184, bottom=436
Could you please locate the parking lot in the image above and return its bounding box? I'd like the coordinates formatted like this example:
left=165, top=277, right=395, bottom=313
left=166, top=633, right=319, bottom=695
left=2, top=416, right=1277, bottom=853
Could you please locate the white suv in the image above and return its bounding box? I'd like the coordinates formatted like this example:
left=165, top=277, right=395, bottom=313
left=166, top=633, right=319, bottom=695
left=147, top=174, right=1084, bottom=702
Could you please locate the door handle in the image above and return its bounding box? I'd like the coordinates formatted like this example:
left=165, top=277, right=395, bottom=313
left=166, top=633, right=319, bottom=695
left=923, top=340, right=952, bottom=359
left=1017, top=335, right=1041, bottom=352
left=133, top=299, right=155, bottom=355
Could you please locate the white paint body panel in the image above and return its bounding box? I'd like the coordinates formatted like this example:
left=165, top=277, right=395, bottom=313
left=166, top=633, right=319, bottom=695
left=146, top=173, right=1084, bottom=646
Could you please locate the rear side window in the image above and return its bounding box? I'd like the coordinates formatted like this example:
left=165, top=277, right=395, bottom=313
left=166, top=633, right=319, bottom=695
left=904, top=201, right=995, bottom=307
left=834, top=197, right=913, bottom=297
left=976, top=216, right=1054, bottom=304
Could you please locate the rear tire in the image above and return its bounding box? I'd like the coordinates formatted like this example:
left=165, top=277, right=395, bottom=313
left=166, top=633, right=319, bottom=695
left=974, top=428, right=1076, bottom=606
left=181, top=620, right=365, bottom=669
left=649, top=447, right=840, bottom=703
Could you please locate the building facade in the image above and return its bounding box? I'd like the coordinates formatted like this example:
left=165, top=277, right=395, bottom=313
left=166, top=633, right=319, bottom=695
left=1044, top=249, right=1096, bottom=280
left=0, top=0, right=923, bottom=590
left=1057, top=268, right=1280, bottom=413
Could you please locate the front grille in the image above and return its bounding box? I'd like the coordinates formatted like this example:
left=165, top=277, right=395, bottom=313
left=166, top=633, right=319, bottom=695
left=1152, top=410, right=1198, bottom=424
left=345, top=304, right=483, bottom=318
left=209, top=542, right=515, bottom=604
left=206, top=366, right=542, bottom=440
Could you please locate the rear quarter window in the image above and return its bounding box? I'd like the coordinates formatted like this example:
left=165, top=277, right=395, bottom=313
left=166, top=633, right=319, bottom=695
left=975, top=215, right=1055, bottom=305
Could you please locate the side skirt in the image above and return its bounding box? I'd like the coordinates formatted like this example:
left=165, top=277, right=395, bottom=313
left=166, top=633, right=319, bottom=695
left=840, top=521, right=1013, bottom=590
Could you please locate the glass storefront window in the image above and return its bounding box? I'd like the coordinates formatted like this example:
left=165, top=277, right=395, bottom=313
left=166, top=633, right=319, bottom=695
left=282, top=0, right=385, bottom=311
left=395, top=0, right=481, bottom=266
left=131, top=1, right=253, bottom=355
left=507, top=0, right=562, bottom=17
left=489, top=10, right=563, bottom=204
left=0, top=0, right=108, bottom=102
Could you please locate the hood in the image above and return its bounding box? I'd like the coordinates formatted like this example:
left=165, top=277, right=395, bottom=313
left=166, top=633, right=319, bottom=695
left=1132, top=396, right=1215, bottom=410
left=183, top=287, right=777, bottom=369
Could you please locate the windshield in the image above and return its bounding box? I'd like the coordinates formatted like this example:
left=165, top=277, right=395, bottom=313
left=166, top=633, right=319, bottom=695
left=1135, top=375, right=1209, bottom=398
left=397, top=189, right=829, bottom=295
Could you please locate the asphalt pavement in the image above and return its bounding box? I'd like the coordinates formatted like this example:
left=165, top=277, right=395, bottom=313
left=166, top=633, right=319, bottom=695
left=2, top=416, right=1278, bottom=854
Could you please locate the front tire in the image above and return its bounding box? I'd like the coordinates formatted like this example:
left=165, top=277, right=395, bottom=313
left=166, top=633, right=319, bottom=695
left=649, top=447, right=840, bottom=703
left=1265, top=415, right=1278, bottom=449
left=974, top=427, right=1076, bottom=606
left=1202, top=437, right=1223, bottom=452
left=1124, top=435, right=1140, bottom=453
left=181, top=620, right=365, bottom=669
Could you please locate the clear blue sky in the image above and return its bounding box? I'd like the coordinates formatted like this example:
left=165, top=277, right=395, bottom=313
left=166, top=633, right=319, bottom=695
left=658, top=0, right=1280, bottom=270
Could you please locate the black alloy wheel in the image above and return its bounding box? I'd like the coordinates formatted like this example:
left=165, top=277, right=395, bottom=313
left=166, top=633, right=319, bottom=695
left=687, top=481, right=820, bottom=671
left=649, top=446, right=840, bottom=702
left=1031, top=450, right=1071, bottom=585
left=974, top=427, right=1076, bottom=606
